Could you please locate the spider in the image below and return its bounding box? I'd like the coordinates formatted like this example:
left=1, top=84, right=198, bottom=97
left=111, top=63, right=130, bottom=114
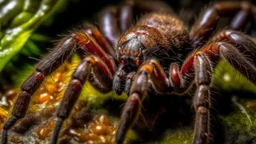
left=2, top=0, right=256, bottom=144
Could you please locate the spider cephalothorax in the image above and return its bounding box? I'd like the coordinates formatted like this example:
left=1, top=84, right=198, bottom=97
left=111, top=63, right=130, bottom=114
left=2, top=0, right=256, bottom=144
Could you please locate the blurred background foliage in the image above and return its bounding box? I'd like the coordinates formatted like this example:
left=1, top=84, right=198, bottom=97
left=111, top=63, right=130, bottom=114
left=0, top=0, right=63, bottom=72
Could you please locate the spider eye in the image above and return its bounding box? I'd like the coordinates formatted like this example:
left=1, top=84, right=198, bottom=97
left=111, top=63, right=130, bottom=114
left=137, top=52, right=141, bottom=57
left=120, top=49, right=123, bottom=55
left=136, top=59, right=140, bottom=66
left=116, top=55, right=120, bottom=61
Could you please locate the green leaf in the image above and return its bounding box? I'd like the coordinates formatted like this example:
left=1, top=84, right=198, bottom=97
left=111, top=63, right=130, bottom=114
left=0, top=0, right=62, bottom=72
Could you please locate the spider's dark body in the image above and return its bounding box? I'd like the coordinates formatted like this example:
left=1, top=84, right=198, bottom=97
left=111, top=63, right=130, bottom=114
left=117, top=13, right=188, bottom=67
left=2, top=0, right=256, bottom=144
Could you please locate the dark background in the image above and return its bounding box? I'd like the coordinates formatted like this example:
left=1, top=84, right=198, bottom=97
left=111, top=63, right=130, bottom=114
left=36, top=0, right=211, bottom=38
left=36, top=0, right=256, bottom=46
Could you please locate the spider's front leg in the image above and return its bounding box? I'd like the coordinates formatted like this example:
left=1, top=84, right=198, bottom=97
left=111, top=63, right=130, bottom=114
left=116, top=59, right=170, bottom=144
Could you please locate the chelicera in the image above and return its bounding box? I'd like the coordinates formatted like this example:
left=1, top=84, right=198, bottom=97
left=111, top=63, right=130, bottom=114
left=2, top=0, right=256, bottom=144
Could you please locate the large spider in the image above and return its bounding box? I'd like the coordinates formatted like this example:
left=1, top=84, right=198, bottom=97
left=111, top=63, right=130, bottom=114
left=2, top=0, right=256, bottom=144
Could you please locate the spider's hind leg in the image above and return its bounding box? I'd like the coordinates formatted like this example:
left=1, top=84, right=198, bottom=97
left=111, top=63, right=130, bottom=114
left=190, top=1, right=256, bottom=48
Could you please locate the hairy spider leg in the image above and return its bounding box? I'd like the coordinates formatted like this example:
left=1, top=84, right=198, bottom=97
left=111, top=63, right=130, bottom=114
left=124, top=71, right=136, bottom=95
left=190, top=1, right=256, bottom=48
left=118, top=0, right=133, bottom=33
left=50, top=56, right=113, bottom=144
left=193, top=31, right=256, bottom=144
left=210, top=30, right=256, bottom=65
left=98, top=6, right=120, bottom=48
left=1, top=36, right=77, bottom=144
left=1, top=27, right=116, bottom=144
left=116, top=59, right=171, bottom=144
left=84, top=24, right=115, bottom=57
left=49, top=31, right=117, bottom=144
left=205, top=30, right=256, bottom=85
left=171, top=30, right=256, bottom=144
left=75, top=32, right=116, bottom=74
left=189, top=53, right=212, bottom=144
